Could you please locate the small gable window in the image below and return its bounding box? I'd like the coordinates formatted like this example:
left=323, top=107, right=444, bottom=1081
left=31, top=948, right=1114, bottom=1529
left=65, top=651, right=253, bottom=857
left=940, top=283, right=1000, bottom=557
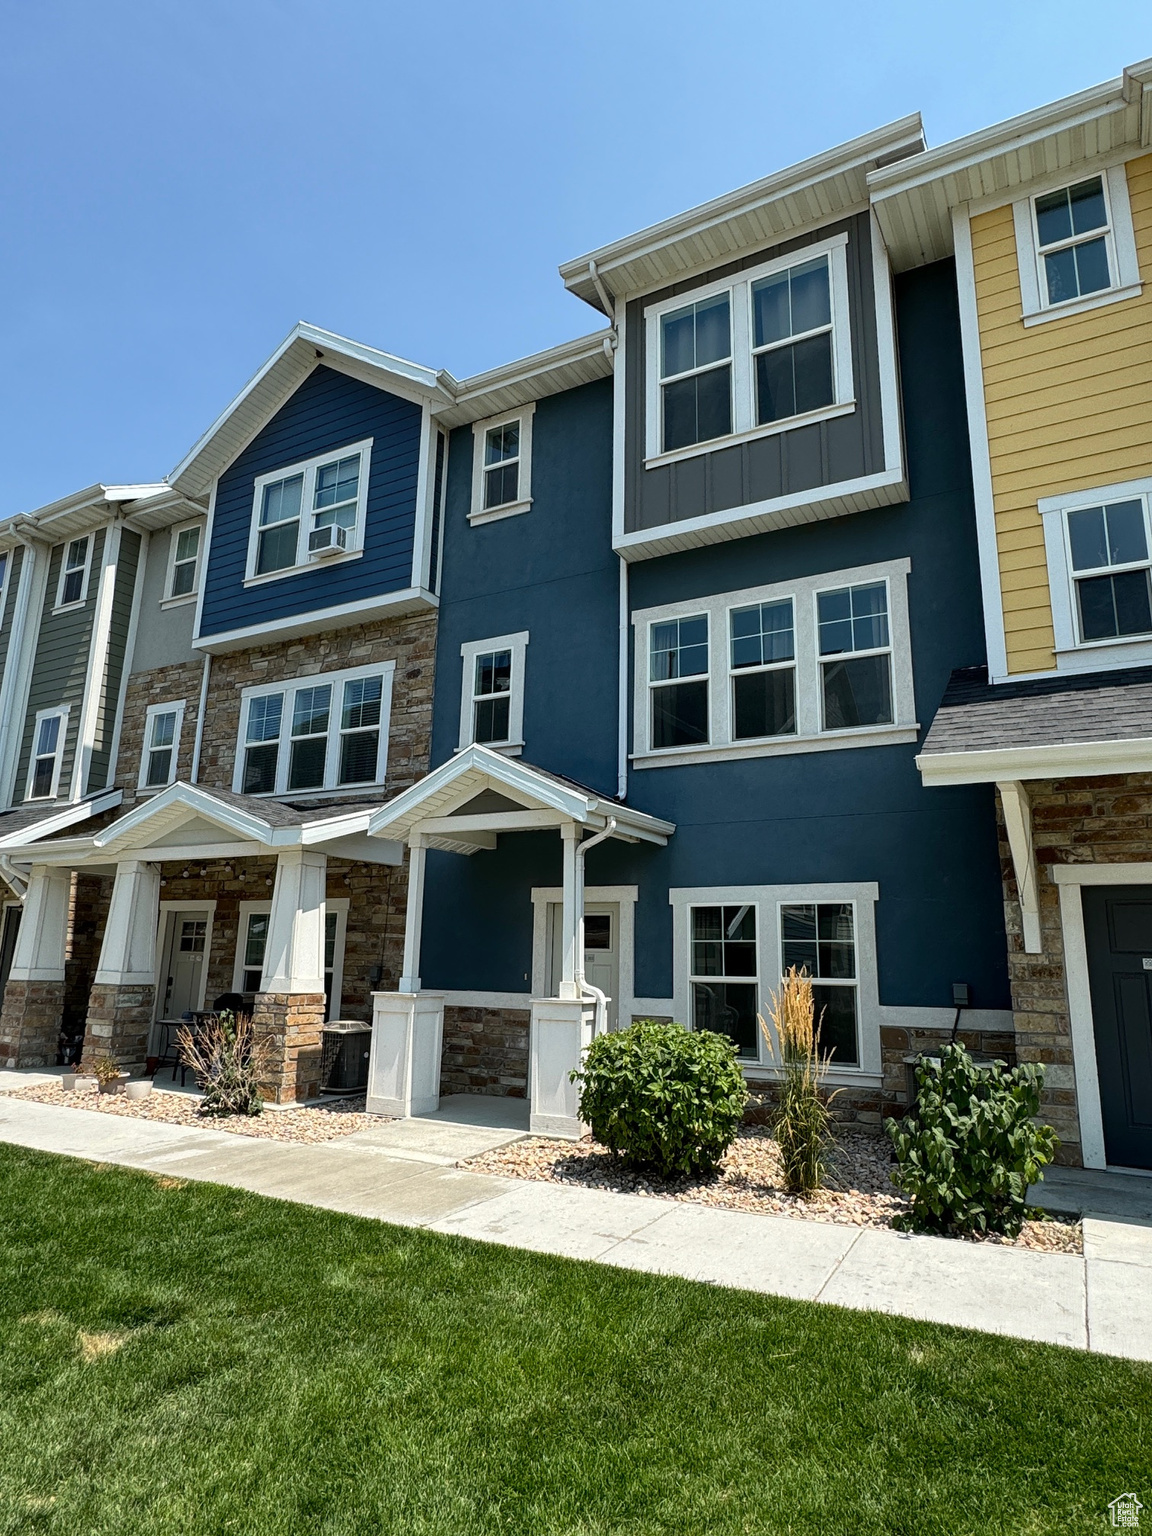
left=56, top=537, right=91, bottom=609
left=247, top=439, right=372, bottom=582
left=166, top=524, right=202, bottom=601
left=469, top=406, right=534, bottom=524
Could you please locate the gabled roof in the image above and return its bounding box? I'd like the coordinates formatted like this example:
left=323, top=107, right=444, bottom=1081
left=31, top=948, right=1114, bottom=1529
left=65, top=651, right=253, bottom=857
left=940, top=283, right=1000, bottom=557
left=0, top=483, right=203, bottom=550
left=367, top=745, right=674, bottom=854
left=0, top=790, right=122, bottom=849
left=559, top=115, right=926, bottom=310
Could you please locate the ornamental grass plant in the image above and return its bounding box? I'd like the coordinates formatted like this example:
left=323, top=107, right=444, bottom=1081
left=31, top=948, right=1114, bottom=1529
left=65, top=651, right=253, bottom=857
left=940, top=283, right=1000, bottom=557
left=176, top=1010, right=267, bottom=1118
left=760, top=967, right=835, bottom=1197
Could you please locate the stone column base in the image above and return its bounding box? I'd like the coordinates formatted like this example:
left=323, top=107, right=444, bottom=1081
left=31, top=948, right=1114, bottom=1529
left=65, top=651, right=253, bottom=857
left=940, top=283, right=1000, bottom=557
left=0, top=978, right=66, bottom=1069
left=81, top=983, right=157, bottom=1072
left=529, top=996, right=595, bottom=1139
left=252, top=992, right=327, bottom=1105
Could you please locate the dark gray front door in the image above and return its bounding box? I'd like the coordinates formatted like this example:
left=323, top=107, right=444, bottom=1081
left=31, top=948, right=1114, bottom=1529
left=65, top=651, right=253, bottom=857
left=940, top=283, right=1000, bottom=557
left=1083, top=886, right=1152, bottom=1170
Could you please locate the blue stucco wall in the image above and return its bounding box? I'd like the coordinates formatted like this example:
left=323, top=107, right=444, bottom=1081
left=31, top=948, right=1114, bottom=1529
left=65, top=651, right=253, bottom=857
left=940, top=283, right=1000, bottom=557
left=198, top=364, right=423, bottom=637
left=420, top=259, right=1011, bottom=1014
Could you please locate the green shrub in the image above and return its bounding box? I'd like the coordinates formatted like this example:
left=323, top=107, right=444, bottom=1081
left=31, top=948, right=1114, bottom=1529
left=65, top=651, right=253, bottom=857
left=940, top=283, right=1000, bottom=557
left=572, top=1019, right=747, bottom=1180
left=886, top=1043, right=1058, bottom=1239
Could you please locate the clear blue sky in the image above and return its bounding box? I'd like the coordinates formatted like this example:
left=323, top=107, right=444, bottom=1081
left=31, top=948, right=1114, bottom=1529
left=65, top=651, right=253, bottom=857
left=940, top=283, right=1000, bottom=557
left=2, top=1, right=1149, bottom=515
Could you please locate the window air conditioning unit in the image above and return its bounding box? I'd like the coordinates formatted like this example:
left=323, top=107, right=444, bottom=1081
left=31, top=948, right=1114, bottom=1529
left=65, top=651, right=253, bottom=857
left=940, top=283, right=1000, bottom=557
left=309, top=523, right=348, bottom=557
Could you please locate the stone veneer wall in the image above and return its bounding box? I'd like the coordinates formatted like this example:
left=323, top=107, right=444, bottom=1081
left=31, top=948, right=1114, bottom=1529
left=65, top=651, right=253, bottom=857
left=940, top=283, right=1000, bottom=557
left=115, top=658, right=207, bottom=806
left=82, top=983, right=156, bottom=1069
left=0, top=981, right=65, bottom=1069
left=997, top=771, right=1152, bottom=1168
left=63, top=874, right=113, bottom=1057
left=440, top=1006, right=530, bottom=1098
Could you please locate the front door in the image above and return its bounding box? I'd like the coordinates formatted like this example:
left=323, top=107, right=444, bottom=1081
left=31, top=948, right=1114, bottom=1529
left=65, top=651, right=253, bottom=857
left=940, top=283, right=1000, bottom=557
left=1083, top=886, right=1152, bottom=1170
left=159, top=911, right=210, bottom=1020
left=548, top=902, right=619, bottom=1029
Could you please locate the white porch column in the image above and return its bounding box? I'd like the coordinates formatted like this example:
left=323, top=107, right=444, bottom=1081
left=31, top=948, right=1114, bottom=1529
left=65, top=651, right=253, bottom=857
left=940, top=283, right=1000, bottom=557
left=559, top=823, right=581, bottom=1000
left=8, top=864, right=72, bottom=982
left=399, top=832, right=426, bottom=993
left=366, top=990, right=444, bottom=1117
left=529, top=996, right=596, bottom=1138
left=94, top=860, right=161, bottom=984
left=260, top=848, right=327, bottom=992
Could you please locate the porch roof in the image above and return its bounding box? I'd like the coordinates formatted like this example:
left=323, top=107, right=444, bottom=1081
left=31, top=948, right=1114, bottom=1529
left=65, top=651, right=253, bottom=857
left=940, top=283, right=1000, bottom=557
left=367, top=745, right=675, bottom=854
left=0, top=783, right=403, bottom=867
left=0, top=789, right=122, bottom=849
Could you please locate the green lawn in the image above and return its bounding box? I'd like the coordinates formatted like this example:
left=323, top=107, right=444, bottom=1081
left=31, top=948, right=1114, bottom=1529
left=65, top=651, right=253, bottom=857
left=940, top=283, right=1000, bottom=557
left=0, top=1146, right=1147, bottom=1536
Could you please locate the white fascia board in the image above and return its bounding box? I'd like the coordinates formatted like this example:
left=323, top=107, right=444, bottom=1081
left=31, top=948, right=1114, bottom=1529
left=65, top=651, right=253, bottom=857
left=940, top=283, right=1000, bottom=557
left=436, top=332, right=614, bottom=429
left=193, top=587, right=436, bottom=655
left=559, top=114, right=925, bottom=304
left=92, top=783, right=288, bottom=850
left=917, top=736, right=1152, bottom=786
left=0, top=790, right=122, bottom=849
left=368, top=746, right=595, bottom=837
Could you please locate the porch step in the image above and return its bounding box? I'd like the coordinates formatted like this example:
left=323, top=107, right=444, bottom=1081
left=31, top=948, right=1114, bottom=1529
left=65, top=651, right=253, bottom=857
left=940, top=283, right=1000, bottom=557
left=1030, top=1165, right=1152, bottom=1222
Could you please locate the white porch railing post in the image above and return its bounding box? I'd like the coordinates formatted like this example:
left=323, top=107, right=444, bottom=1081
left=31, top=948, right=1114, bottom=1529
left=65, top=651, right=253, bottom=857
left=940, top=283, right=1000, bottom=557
left=399, top=832, right=426, bottom=994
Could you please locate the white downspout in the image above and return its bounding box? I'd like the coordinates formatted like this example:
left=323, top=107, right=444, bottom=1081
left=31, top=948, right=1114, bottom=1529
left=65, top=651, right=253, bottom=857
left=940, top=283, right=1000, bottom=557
left=190, top=652, right=211, bottom=783
left=617, top=557, right=628, bottom=800
left=0, top=855, right=28, bottom=900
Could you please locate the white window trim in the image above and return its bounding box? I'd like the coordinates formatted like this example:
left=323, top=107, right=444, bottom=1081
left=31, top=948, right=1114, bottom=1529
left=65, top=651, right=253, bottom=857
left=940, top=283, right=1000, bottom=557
left=643, top=233, right=854, bottom=468
left=232, top=659, right=396, bottom=799
left=25, top=705, right=70, bottom=801
left=670, top=883, right=881, bottom=1079
left=1012, top=162, right=1141, bottom=327
left=244, top=437, right=373, bottom=586
left=1040, top=475, right=1152, bottom=673
left=137, top=700, right=187, bottom=792
left=161, top=520, right=205, bottom=608
left=233, top=896, right=349, bottom=1019
left=632, top=558, right=916, bottom=769
left=233, top=900, right=272, bottom=994
left=469, top=404, right=535, bottom=525
left=458, top=631, right=529, bottom=754
left=53, top=536, right=93, bottom=613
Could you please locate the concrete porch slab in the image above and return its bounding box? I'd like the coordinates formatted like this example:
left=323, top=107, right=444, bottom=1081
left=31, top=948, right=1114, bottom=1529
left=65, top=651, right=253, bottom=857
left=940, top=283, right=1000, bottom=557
left=1030, top=1165, right=1152, bottom=1221
left=345, top=1093, right=529, bottom=1164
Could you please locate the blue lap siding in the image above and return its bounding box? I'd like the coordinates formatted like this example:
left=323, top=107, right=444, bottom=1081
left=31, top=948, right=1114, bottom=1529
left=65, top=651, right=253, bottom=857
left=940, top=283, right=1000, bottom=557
left=197, top=365, right=424, bottom=638
left=420, top=258, right=1011, bottom=1016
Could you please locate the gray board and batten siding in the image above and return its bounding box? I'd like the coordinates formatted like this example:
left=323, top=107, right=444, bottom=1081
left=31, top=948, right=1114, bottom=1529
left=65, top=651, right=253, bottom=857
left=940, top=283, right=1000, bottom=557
left=0, top=545, right=25, bottom=683
left=624, top=211, right=886, bottom=535
left=86, top=529, right=141, bottom=792
left=130, top=526, right=200, bottom=673
left=15, top=529, right=107, bottom=801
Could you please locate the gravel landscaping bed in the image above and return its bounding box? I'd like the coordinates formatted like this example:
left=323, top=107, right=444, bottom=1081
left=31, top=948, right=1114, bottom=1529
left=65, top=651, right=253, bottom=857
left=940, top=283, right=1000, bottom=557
left=6, top=1082, right=374, bottom=1144
left=463, top=1128, right=1083, bottom=1254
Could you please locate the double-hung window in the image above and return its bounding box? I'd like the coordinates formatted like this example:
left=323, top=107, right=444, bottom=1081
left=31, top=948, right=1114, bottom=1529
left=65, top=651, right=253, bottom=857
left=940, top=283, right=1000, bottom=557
left=649, top=616, right=709, bottom=748
left=166, top=523, right=202, bottom=600
left=237, top=663, right=393, bottom=797
left=1034, top=177, right=1111, bottom=306
left=458, top=632, right=529, bottom=751
left=26, top=708, right=68, bottom=800
left=139, top=702, right=185, bottom=790
left=1066, top=496, right=1152, bottom=643
left=729, top=599, right=796, bottom=739
left=646, top=233, right=854, bottom=461
left=469, top=407, right=534, bottom=522
left=472, top=651, right=512, bottom=745
left=690, top=903, right=759, bottom=1058
left=56, top=537, right=91, bottom=608
left=780, top=901, right=859, bottom=1065
left=817, top=581, right=893, bottom=730
left=248, top=439, right=372, bottom=580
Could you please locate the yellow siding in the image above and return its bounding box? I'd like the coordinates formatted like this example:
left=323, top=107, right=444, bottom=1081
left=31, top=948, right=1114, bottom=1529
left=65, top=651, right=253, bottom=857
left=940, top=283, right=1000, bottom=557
left=971, top=154, right=1152, bottom=674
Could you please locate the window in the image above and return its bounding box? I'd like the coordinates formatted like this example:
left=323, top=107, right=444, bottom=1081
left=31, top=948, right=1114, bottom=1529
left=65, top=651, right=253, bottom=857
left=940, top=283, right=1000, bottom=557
left=234, top=662, right=393, bottom=798
left=780, top=902, right=859, bottom=1065
left=166, top=523, right=202, bottom=601
left=138, top=701, right=186, bottom=790
left=469, top=407, right=534, bottom=523
left=1013, top=163, right=1141, bottom=325
left=458, top=632, right=529, bottom=752
left=26, top=707, right=68, bottom=800
left=660, top=295, right=732, bottom=452
left=234, top=898, right=348, bottom=1018
left=729, top=599, right=796, bottom=740
left=817, top=581, right=893, bottom=729
left=247, top=439, right=372, bottom=581
left=55, top=537, right=91, bottom=609
left=632, top=560, right=915, bottom=766
left=645, top=233, right=854, bottom=463
left=238, top=908, right=270, bottom=992
left=690, top=903, right=759, bottom=1058
left=650, top=615, right=709, bottom=748
left=1040, top=478, right=1152, bottom=665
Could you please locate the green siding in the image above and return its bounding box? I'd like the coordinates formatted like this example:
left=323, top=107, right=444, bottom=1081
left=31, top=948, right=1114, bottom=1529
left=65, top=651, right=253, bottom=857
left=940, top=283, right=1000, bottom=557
left=16, top=529, right=105, bottom=800
left=0, top=545, right=25, bottom=683
left=86, top=529, right=140, bottom=792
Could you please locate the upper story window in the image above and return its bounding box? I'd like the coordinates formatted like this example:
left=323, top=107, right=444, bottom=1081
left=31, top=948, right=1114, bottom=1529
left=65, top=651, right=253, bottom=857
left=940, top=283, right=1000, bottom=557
left=246, top=439, right=372, bottom=583
left=234, top=660, right=394, bottom=798
left=165, top=523, right=202, bottom=602
left=1013, top=163, right=1141, bottom=326
left=26, top=707, right=68, bottom=800
left=139, top=701, right=186, bottom=790
left=644, top=233, right=854, bottom=465
left=55, top=536, right=91, bottom=610
left=469, top=406, right=535, bottom=524
left=1040, top=478, right=1152, bottom=666
left=632, top=558, right=916, bottom=768
left=458, top=632, right=529, bottom=753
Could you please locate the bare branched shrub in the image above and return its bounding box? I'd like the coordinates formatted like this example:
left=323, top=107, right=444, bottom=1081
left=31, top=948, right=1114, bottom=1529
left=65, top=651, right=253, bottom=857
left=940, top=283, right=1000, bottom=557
left=759, top=967, right=835, bottom=1196
left=176, top=1010, right=267, bottom=1118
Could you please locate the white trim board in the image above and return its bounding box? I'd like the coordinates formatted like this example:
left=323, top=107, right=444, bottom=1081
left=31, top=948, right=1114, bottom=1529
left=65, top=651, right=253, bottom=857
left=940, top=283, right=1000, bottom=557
left=193, top=586, right=436, bottom=654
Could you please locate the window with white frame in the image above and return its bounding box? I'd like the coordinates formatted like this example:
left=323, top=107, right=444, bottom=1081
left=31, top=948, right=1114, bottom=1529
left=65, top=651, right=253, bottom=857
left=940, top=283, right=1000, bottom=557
left=139, top=701, right=185, bottom=790
left=646, top=234, right=854, bottom=461
left=458, top=632, right=528, bottom=751
left=166, top=523, right=202, bottom=601
left=26, top=708, right=68, bottom=799
left=689, top=903, right=759, bottom=1058
left=1013, top=163, right=1141, bottom=324
left=469, top=406, right=534, bottom=523
left=1040, top=478, right=1152, bottom=661
left=234, top=662, right=394, bottom=797
left=247, top=439, right=372, bottom=580
left=55, top=537, right=91, bottom=609
left=234, top=898, right=348, bottom=1017
left=780, top=901, right=859, bottom=1065
left=633, top=559, right=915, bottom=766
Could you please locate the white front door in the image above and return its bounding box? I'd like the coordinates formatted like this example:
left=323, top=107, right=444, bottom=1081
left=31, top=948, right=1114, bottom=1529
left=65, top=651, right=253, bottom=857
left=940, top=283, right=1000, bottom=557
left=159, top=910, right=210, bottom=1019
left=548, top=902, right=619, bottom=1029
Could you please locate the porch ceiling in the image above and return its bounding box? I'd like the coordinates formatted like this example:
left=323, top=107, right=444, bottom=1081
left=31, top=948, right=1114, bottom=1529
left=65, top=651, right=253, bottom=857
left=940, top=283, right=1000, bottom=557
left=367, top=745, right=675, bottom=855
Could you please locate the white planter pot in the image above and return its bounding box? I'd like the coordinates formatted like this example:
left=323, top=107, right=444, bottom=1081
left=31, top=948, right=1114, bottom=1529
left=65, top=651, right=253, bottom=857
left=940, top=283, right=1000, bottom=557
left=124, top=1080, right=153, bottom=1102
left=70, top=1076, right=98, bottom=1093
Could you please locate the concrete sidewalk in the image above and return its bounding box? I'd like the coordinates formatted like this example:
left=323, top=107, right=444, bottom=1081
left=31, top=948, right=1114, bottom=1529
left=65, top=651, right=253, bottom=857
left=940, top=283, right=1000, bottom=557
left=1, top=1091, right=1149, bottom=1361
